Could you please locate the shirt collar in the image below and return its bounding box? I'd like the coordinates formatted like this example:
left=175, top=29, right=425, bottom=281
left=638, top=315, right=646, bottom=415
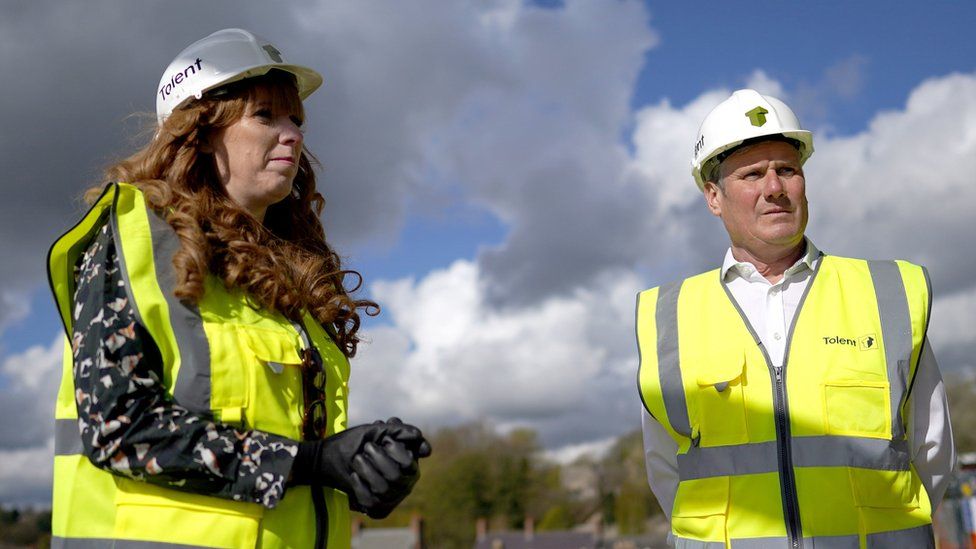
left=721, top=237, right=821, bottom=282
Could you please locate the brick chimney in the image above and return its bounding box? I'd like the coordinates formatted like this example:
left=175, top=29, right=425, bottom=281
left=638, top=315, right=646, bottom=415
left=410, top=514, right=425, bottom=549
left=524, top=516, right=535, bottom=541
left=476, top=517, right=488, bottom=542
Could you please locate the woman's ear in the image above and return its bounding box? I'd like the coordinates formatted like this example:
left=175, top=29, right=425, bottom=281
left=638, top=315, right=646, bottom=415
left=199, top=135, right=214, bottom=154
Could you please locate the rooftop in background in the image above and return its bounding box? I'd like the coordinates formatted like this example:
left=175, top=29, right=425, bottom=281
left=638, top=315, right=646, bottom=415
left=351, top=515, right=424, bottom=549
left=473, top=531, right=598, bottom=549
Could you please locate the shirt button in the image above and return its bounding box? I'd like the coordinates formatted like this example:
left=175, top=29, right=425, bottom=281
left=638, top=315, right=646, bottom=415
left=774, top=332, right=782, bottom=340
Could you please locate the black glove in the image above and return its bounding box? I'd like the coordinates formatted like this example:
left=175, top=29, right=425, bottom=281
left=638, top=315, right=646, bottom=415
left=383, top=417, right=432, bottom=460
left=349, top=417, right=432, bottom=518
left=290, top=418, right=431, bottom=519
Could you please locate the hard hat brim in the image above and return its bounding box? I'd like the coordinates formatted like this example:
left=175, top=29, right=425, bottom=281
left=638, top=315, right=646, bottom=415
left=159, top=63, right=323, bottom=122
left=692, top=129, right=814, bottom=190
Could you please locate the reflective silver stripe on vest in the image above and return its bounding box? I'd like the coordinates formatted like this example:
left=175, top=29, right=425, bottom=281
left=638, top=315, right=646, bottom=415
left=138, top=208, right=211, bottom=413
left=678, top=436, right=911, bottom=480
left=678, top=440, right=779, bottom=479
left=54, top=418, right=83, bottom=456
left=795, top=435, right=910, bottom=471
left=52, top=536, right=214, bottom=549
left=656, top=280, right=691, bottom=438
left=867, top=260, right=913, bottom=441
left=865, top=524, right=934, bottom=548
left=675, top=538, right=724, bottom=549
left=676, top=535, right=863, bottom=548
left=735, top=535, right=859, bottom=548
left=799, top=535, right=859, bottom=549
left=654, top=529, right=930, bottom=549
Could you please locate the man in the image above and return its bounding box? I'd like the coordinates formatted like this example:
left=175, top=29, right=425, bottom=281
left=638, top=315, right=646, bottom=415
left=636, top=89, right=954, bottom=548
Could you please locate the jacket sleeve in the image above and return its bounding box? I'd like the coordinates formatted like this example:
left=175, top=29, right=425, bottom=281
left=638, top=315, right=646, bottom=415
left=71, top=221, right=299, bottom=508
left=906, top=339, right=956, bottom=508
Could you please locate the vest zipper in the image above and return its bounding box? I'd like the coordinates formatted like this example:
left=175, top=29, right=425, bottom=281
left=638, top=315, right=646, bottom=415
left=312, top=485, right=329, bottom=549
left=720, top=256, right=825, bottom=549
left=293, top=320, right=330, bottom=549
left=773, top=364, right=802, bottom=548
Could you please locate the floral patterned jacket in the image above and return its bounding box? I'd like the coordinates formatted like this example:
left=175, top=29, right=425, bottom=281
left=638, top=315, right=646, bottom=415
left=71, top=221, right=299, bottom=508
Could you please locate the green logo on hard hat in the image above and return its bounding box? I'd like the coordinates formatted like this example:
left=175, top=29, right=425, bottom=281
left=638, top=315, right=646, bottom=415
left=746, top=106, right=769, bottom=127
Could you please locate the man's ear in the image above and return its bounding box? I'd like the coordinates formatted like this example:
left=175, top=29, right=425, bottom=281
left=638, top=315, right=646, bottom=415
left=703, top=181, right=723, bottom=217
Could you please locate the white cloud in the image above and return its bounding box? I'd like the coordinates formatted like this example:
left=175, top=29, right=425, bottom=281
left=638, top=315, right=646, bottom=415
left=1, top=334, right=63, bottom=392
left=348, top=69, right=976, bottom=451
left=931, top=286, right=976, bottom=349
left=0, top=442, right=54, bottom=507
left=0, top=335, right=62, bottom=505
left=1, top=0, right=660, bottom=505
left=0, top=291, right=31, bottom=345
left=3, top=1, right=975, bottom=506
left=350, top=261, right=643, bottom=445
left=805, top=72, right=976, bottom=294
left=744, top=69, right=786, bottom=99
left=929, top=285, right=976, bottom=372
left=823, top=55, right=869, bottom=100
left=313, top=0, right=660, bottom=305
left=544, top=436, right=615, bottom=465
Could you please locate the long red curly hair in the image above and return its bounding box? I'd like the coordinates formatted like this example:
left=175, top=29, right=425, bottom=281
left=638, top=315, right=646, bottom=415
left=89, top=71, right=377, bottom=357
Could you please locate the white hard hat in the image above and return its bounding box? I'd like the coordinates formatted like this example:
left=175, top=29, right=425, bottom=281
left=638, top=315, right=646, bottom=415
left=691, top=89, right=813, bottom=190
left=156, top=28, right=323, bottom=123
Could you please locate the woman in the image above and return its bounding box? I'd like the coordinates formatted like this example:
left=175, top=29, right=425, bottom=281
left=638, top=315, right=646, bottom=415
left=47, top=28, right=430, bottom=548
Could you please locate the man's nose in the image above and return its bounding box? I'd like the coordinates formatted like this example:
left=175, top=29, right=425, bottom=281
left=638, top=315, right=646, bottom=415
left=763, top=169, right=787, bottom=199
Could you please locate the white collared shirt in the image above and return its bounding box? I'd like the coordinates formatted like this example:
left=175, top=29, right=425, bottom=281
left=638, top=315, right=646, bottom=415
left=722, top=239, right=821, bottom=367
left=640, top=239, right=955, bottom=519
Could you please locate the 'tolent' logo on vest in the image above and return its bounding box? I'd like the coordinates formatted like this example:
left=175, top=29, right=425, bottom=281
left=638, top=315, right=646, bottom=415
left=822, top=334, right=879, bottom=351
left=859, top=334, right=878, bottom=351
left=822, top=336, right=856, bottom=347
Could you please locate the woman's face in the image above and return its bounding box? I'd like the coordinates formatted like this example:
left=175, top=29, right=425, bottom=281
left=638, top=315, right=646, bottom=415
left=209, top=85, right=305, bottom=222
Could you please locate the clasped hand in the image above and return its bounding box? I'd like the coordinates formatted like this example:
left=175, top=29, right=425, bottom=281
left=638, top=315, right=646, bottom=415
left=291, top=417, right=432, bottom=519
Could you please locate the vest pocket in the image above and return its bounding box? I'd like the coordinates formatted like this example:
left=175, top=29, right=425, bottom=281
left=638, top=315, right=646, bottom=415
left=823, top=380, right=891, bottom=439
left=849, top=468, right=919, bottom=510
left=671, top=476, right=730, bottom=541
left=113, top=478, right=263, bottom=548
left=695, top=354, right=749, bottom=445
left=205, top=324, right=251, bottom=429
left=239, top=327, right=305, bottom=439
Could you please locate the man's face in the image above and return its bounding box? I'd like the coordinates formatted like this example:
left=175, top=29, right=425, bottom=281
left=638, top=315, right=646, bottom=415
left=703, top=140, right=808, bottom=254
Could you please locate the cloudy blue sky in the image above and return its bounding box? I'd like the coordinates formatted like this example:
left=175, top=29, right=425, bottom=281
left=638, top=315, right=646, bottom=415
left=1, top=1, right=974, bottom=504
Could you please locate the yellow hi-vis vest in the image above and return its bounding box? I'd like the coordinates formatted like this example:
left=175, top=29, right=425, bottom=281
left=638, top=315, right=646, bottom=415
left=637, top=255, right=934, bottom=549
left=48, top=182, right=351, bottom=548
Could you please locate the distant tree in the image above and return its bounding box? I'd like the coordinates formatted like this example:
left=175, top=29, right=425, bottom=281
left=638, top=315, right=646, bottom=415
left=356, top=423, right=668, bottom=546
left=945, top=371, right=976, bottom=454
left=537, top=504, right=574, bottom=531
left=360, top=422, right=567, bottom=549
left=597, top=430, right=662, bottom=534
left=0, top=507, right=51, bottom=547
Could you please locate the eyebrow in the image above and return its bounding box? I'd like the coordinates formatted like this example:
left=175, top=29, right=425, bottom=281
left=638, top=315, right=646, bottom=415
left=738, top=159, right=797, bottom=169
